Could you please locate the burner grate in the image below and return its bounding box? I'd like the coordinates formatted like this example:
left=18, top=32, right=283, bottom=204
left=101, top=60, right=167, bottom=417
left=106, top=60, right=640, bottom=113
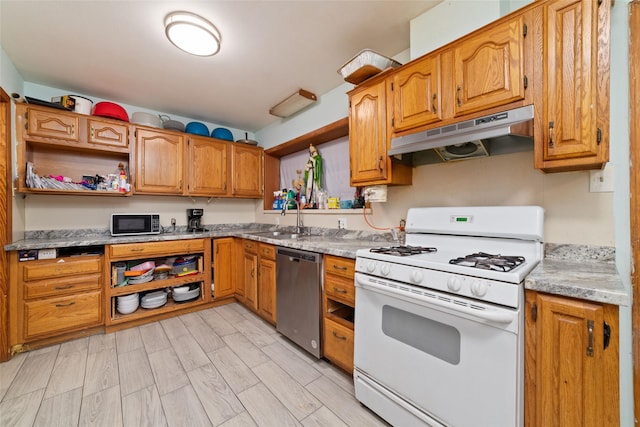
left=449, top=252, right=525, bottom=272
left=370, top=246, right=437, bottom=257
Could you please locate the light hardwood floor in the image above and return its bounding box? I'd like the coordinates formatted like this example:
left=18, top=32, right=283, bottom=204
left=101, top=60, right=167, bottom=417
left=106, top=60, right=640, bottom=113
left=0, top=302, right=389, bottom=426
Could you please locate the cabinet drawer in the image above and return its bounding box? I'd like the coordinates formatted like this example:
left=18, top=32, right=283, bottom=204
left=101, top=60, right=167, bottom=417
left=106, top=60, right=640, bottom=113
left=258, top=243, right=276, bottom=260
left=243, top=240, right=258, bottom=253
left=324, top=255, right=355, bottom=279
left=325, top=274, right=355, bottom=304
left=109, top=239, right=206, bottom=258
left=27, top=107, right=80, bottom=141
left=323, top=317, right=354, bottom=373
left=24, top=273, right=102, bottom=299
left=24, top=291, right=102, bottom=339
left=21, top=256, right=102, bottom=281
left=88, top=118, right=129, bottom=149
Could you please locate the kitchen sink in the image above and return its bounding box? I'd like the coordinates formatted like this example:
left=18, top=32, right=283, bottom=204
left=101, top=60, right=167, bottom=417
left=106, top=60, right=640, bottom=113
left=252, top=231, right=320, bottom=240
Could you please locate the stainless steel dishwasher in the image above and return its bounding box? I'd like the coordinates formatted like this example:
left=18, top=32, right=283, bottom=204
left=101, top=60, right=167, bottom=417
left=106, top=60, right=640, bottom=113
left=276, top=247, right=322, bottom=358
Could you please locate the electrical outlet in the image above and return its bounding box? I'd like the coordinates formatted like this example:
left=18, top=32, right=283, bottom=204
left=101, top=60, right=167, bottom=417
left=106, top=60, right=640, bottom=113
left=589, top=165, right=614, bottom=193
left=338, top=218, right=347, bottom=229
left=171, top=218, right=176, bottom=226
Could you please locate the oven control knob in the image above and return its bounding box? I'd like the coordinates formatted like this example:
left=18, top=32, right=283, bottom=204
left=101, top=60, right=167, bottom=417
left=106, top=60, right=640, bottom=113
left=366, top=261, right=376, bottom=273
left=410, top=269, right=424, bottom=284
left=447, top=277, right=462, bottom=292
left=381, top=263, right=391, bottom=276
left=471, top=280, right=488, bottom=297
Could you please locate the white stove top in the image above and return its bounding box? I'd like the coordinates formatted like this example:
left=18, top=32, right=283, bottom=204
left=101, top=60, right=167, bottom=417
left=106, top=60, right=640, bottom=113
left=355, top=206, right=544, bottom=307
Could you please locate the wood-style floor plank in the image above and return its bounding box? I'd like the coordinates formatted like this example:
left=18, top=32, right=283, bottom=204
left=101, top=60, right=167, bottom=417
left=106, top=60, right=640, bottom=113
left=78, top=385, right=122, bottom=427
left=43, top=348, right=87, bottom=399
left=83, top=347, right=118, bottom=397
left=161, top=384, right=212, bottom=427
left=0, top=388, right=44, bottom=426
left=187, top=363, right=245, bottom=425
left=139, top=321, right=171, bottom=354
left=3, top=348, right=57, bottom=400
left=117, top=347, right=154, bottom=396
left=34, top=387, right=82, bottom=427
left=206, top=346, right=260, bottom=394
left=222, top=333, right=270, bottom=368
left=237, top=383, right=301, bottom=427
left=121, top=384, right=167, bottom=427
left=147, top=347, right=189, bottom=396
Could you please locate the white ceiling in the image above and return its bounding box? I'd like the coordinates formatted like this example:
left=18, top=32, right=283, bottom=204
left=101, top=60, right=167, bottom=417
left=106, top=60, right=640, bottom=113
left=0, top=0, right=440, bottom=133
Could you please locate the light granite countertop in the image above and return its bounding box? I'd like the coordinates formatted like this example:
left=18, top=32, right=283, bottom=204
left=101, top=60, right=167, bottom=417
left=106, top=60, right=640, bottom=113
left=525, top=244, right=629, bottom=306
left=3, top=224, right=393, bottom=259
left=5, top=228, right=629, bottom=305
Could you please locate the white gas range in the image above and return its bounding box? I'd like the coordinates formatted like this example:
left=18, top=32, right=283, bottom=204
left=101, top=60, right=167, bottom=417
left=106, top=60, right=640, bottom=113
left=353, top=206, right=544, bottom=427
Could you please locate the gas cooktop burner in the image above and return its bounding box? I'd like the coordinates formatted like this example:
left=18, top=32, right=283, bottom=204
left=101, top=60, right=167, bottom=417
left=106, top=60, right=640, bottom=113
left=449, top=252, right=525, bottom=272
left=370, top=246, right=438, bottom=257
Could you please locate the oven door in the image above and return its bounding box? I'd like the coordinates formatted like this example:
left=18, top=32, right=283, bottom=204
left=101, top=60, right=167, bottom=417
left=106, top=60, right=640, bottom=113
left=353, top=272, right=523, bottom=427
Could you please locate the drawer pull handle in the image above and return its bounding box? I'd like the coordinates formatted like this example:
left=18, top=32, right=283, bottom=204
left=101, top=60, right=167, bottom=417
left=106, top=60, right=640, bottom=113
left=55, top=301, right=76, bottom=308
left=131, top=248, right=144, bottom=252
left=586, top=319, right=594, bottom=357
left=333, top=265, right=348, bottom=271
left=332, top=331, right=347, bottom=340
left=54, top=285, right=73, bottom=290
left=432, top=93, right=437, bottom=112
left=456, top=85, right=462, bottom=106
left=333, top=287, right=347, bottom=294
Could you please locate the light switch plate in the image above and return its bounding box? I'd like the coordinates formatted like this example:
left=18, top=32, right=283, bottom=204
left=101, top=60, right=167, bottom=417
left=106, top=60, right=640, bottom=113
left=589, top=165, right=614, bottom=193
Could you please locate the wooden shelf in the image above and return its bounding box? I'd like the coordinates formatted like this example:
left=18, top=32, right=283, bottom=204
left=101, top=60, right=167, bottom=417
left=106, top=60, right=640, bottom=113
left=110, top=292, right=206, bottom=324
left=111, top=275, right=205, bottom=296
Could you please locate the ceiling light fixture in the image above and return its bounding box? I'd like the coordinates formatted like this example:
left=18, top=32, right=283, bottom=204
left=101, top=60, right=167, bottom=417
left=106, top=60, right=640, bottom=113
left=269, top=89, right=318, bottom=118
left=165, top=11, right=221, bottom=56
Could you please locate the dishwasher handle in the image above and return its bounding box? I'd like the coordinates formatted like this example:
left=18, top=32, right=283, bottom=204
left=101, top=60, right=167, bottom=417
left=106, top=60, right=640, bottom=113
left=277, top=248, right=320, bottom=263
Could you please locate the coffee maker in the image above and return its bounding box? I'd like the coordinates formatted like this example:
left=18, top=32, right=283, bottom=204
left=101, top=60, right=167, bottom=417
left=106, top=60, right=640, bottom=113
left=187, top=208, right=204, bottom=232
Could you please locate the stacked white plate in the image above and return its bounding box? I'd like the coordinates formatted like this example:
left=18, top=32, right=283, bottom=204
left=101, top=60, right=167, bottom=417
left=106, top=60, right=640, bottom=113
left=128, top=268, right=155, bottom=284
left=141, top=290, right=167, bottom=309
left=117, top=293, right=139, bottom=314
left=172, top=285, right=200, bottom=303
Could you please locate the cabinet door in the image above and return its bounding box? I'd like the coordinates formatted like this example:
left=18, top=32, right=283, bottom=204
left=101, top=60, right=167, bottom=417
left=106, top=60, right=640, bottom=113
left=26, top=107, right=79, bottom=142
left=390, top=55, right=442, bottom=132
left=188, top=136, right=229, bottom=196
left=452, top=16, right=525, bottom=117
left=258, top=256, right=276, bottom=324
left=213, top=238, right=235, bottom=299
left=87, top=118, right=129, bottom=150
left=527, top=292, right=615, bottom=427
left=231, top=144, right=263, bottom=198
left=242, top=249, right=258, bottom=311
left=537, top=0, right=604, bottom=168
left=323, top=317, right=354, bottom=373
left=349, top=80, right=388, bottom=184
left=134, top=128, right=185, bottom=194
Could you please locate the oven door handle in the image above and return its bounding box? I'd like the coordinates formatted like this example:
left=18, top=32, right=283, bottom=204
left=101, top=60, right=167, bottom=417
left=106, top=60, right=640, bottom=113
left=356, top=276, right=515, bottom=324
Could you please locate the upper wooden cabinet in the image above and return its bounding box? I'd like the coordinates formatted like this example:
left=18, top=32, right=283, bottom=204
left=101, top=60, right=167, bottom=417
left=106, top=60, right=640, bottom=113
left=389, top=54, right=442, bottom=132
left=187, top=135, right=229, bottom=196
left=451, top=16, right=526, bottom=117
left=349, top=76, right=412, bottom=186
left=87, top=118, right=129, bottom=150
left=231, top=144, right=263, bottom=198
left=15, top=104, right=132, bottom=196
left=534, top=0, right=610, bottom=172
left=26, top=106, right=80, bottom=143
left=134, top=127, right=185, bottom=195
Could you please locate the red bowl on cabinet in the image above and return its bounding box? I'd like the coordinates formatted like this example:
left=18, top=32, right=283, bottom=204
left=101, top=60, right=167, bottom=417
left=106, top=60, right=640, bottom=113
left=92, top=101, right=129, bottom=122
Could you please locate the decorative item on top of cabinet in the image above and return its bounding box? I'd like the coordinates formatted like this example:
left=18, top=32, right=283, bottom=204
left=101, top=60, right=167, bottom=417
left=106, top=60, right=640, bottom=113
left=212, top=238, right=235, bottom=299
left=533, top=0, right=610, bottom=172
left=134, top=126, right=185, bottom=195
left=15, top=103, right=132, bottom=196
left=323, top=254, right=355, bottom=373
left=389, top=54, right=443, bottom=132
left=231, top=144, right=264, bottom=198
left=451, top=15, right=527, bottom=117
left=8, top=250, right=104, bottom=352
left=105, top=239, right=211, bottom=331
left=348, top=73, right=412, bottom=186
left=524, top=290, right=619, bottom=427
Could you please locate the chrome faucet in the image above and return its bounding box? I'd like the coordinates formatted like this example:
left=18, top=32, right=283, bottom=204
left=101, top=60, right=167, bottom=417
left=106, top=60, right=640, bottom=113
left=281, top=198, right=304, bottom=234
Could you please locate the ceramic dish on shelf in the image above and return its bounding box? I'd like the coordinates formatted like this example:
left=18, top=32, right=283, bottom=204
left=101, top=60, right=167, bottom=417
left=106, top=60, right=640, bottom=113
left=172, top=286, right=200, bottom=303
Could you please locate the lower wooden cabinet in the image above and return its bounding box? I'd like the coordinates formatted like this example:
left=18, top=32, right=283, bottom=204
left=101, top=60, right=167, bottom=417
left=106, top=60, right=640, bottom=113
left=322, top=254, right=356, bottom=372
left=213, top=238, right=235, bottom=299
left=237, top=239, right=276, bottom=324
left=9, top=252, right=104, bottom=349
left=323, top=317, right=354, bottom=373
left=257, top=243, right=277, bottom=324
left=525, top=291, right=619, bottom=427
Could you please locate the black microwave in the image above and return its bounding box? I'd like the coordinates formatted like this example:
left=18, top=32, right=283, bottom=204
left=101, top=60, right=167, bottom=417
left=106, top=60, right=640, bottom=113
left=111, top=213, right=160, bottom=236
